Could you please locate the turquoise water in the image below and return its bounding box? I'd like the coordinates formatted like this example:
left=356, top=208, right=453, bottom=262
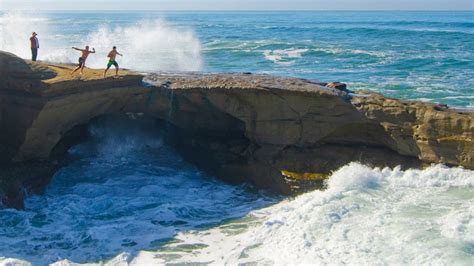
left=0, top=11, right=473, bottom=108
left=0, top=11, right=473, bottom=265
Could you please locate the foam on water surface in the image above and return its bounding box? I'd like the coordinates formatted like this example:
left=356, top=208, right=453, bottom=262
left=140, top=163, right=474, bottom=265
left=2, top=158, right=472, bottom=265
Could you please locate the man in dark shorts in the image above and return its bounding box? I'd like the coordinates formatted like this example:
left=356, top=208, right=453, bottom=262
left=71, top=46, right=95, bottom=75
left=103, top=46, right=123, bottom=78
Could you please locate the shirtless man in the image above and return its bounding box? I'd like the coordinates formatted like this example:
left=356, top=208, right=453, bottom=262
left=103, top=46, right=123, bottom=78
left=71, top=46, right=95, bottom=74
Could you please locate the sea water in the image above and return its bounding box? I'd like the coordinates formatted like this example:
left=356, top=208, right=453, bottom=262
left=0, top=11, right=473, bottom=265
left=0, top=118, right=277, bottom=264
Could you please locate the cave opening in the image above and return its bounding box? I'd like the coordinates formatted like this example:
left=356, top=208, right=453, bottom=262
left=51, top=111, right=254, bottom=186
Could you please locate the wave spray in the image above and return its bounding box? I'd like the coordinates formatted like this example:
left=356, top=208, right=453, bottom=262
left=84, top=20, right=202, bottom=72
left=0, top=12, right=202, bottom=72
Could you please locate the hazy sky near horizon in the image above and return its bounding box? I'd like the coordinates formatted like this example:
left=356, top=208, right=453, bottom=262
left=0, top=0, right=473, bottom=11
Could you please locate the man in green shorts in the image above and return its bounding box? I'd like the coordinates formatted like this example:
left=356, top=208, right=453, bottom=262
left=104, top=46, right=123, bottom=78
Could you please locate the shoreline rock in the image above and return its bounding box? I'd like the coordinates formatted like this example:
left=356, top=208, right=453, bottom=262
left=1, top=51, right=473, bottom=208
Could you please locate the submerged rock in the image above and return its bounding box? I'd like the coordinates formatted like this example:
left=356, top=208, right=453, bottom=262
left=0, top=51, right=473, bottom=208
left=326, top=81, right=354, bottom=93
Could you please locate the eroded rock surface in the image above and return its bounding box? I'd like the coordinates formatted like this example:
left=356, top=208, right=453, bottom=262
left=1, top=51, right=473, bottom=207
left=351, top=94, right=473, bottom=167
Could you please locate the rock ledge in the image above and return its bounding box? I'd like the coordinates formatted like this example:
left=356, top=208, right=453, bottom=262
left=1, top=51, right=472, bottom=208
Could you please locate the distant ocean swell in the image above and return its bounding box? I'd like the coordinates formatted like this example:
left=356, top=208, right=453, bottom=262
left=240, top=22, right=474, bottom=35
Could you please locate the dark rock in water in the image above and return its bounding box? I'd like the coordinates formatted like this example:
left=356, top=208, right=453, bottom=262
left=434, top=103, right=449, bottom=111
left=0, top=162, right=56, bottom=209
left=326, top=81, right=346, bottom=90
left=326, top=82, right=354, bottom=94
left=0, top=51, right=473, bottom=207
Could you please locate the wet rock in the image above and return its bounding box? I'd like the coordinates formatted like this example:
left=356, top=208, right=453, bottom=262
left=326, top=82, right=354, bottom=93
left=434, top=103, right=449, bottom=111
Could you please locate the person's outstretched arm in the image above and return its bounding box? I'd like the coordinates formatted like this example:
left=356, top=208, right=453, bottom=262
left=91, top=48, right=96, bottom=53
left=118, top=52, right=123, bottom=56
left=72, top=47, right=82, bottom=51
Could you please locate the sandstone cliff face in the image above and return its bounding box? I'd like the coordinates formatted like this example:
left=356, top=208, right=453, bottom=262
left=352, top=94, right=473, bottom=167
left=144, top=74, right=473, bottom=169
left=0, top=52, right=51, bottom=162
left=1, top=51, right=473, bottom=206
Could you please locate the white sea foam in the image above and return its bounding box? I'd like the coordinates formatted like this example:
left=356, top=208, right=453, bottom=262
left=0, top=11, right=74, bottom=64
left=1, top=146, right=473, bottom=264
left=440, top=204, right=474, bottom=243
left=136, top=163, right=474, bottom=265
left=0, top=11, right=50, bottom=59
left=443, top=95, right=474, bottom=100
left=0, top=257, right=32, bottom=266
left=263, top=48, right=308, bottom=65
left=24, top=163, right=473, bottom=265
left=83, top=20, right=202, bottom=72
left=313, top=47, right=387, bottom=58
left=410, top=28, right=474, bottom=34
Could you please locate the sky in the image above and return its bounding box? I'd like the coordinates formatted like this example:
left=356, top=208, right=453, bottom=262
left=0, top=0, right=473, bottom=11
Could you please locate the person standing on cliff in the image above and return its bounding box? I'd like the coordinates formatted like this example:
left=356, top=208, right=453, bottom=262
left=71, top=46, right=95, bottom=75
left=30, top=32, right=39, bottom=61
left=103, top=46, right=123, bottom=78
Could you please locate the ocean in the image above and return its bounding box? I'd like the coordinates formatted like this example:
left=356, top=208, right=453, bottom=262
left=0, top=11, right=473, bottom=265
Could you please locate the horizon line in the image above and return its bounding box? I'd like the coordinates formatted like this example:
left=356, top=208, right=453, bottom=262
left=1, top=9, right=473, bottom=12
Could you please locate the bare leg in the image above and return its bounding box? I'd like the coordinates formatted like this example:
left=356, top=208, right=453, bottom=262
left=80, top=65, right=85, bottom=74
left=71, top=66, right=81, bottom=74
left=104, top=67, right=110, bottom=78
left=115, top=65, right=119, bottom=76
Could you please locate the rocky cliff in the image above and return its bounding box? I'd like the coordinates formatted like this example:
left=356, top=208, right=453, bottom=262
left=1, top=51, right=473, bottom=208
